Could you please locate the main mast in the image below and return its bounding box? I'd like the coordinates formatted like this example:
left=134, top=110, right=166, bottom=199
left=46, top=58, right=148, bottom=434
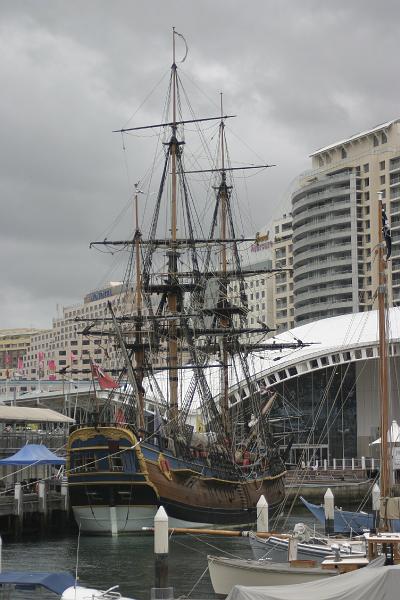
left=167, top=28, right=179, bottom=426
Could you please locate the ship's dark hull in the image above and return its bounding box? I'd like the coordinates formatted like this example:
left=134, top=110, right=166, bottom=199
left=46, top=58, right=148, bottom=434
left=67, top=426, right=286, bottom=534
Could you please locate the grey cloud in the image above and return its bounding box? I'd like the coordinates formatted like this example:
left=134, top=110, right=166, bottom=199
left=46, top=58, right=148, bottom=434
left=1, top=0, right=399, bottom=327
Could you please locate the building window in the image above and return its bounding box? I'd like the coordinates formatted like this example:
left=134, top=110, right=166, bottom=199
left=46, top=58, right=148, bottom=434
left=373, top=136, right=379, bottom=147
left=363, top=163, right=369, bottom=173
left=382, top=131, right=387, bottom=144
left=380, top=160, right=386, bottom=170
left=364, top=178, right=369, bottom=187
left=341, top=147, right=347, bottom=159
left=380, top=175, right=386, bottom=185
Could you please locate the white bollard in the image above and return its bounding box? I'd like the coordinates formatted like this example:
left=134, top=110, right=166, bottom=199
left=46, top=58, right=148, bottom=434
left=361, top=456, right=366, bottom=471
left=323, top=459, right=327, bottom=471
left=371, top=458, right=375, bottom=471
left=257, top=495, right=269, bottom=533
left=154, top=506, right=169, bottom=590
left=333, top=458, right=337, bottom=470
left=351, top=458, right=355, bottom=470
left=324, top=488, right=334, bottom=535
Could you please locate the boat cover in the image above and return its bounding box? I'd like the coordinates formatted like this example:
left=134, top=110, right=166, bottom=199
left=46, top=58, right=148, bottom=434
left=0, top=571, right=76, bottom=593
left=226, top=564, right=400, bottom=600
left=0, top=444, right=65, bottom=465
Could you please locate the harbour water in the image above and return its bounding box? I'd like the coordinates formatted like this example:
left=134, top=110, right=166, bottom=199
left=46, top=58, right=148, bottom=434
left=2, top=510, right=319, bottom=599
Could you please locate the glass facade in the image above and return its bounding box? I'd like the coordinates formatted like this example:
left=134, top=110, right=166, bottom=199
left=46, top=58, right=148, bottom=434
left=270, top=363, right=357, bottom=464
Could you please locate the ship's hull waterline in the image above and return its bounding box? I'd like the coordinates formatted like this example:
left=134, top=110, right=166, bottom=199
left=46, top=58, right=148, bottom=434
left=67, top=426, right=286, bottom=535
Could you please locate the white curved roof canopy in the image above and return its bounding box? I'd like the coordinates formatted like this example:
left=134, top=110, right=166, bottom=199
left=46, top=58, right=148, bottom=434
left=144, top=307, right=400, bottom=407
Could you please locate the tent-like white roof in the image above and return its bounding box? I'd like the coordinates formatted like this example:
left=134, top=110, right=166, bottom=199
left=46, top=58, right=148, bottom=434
left=0, top=406, right=74, bottom=423
left=144, top=307, right=400, bottom=403
left=371, top=420, right=400, bottom=445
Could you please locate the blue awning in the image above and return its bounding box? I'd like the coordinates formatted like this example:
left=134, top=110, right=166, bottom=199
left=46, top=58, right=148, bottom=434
left=0, top=444, right=65, bottom=465
left=0, top=571, right=75, bottom=594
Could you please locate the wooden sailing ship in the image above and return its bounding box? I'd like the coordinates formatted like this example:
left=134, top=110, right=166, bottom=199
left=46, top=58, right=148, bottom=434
left=67, top=30, right=306, bottom=534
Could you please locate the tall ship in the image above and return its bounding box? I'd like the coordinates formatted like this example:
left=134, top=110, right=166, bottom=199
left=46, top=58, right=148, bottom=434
left=67, top=30, right=306, bottom=534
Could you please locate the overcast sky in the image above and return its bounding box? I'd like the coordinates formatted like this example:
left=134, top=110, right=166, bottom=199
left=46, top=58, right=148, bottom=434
left=1, top=0, right=400, bottom=330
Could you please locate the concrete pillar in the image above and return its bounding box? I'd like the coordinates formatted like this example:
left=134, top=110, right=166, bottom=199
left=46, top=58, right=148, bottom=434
left=38, top=480, right=47, bottom=531
left=257, top=495, right=269, bottom=533
left=61, top=476, right=69, bottom=512
left=324, top=488, right=334, bottom=535
left=14, top=482, right=23, bottom=538
left=154, top=506, right=169, bottom=590
left=333, top=458, right=337, bottom=470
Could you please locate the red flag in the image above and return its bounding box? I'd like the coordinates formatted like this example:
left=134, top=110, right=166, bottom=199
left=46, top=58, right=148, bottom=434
left=49, top=374, right=57, bottom=381
left=47, top=359, right=56, bottom=371
left=115, top=407, right=126, bottom=424
left=4, top=354, right=11, bottom=365
left=37, top=351, right=45, bottom=362
left=91, top=363, right=119, bottom=390
left=17, top=357, right=24, bottom=370
left=69, top=352, right=78, bottom=363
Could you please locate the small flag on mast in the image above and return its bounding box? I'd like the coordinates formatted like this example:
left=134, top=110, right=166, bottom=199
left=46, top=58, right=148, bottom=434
left=382, top=207, right=392, bottom=260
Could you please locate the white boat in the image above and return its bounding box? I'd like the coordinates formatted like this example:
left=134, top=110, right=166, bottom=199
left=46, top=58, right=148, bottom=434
left=62, top=584, right=134, bottom=599
left=207, top=555, right=337, bottom=596
left=0, top=571, right=135, bottom=599
left=249, top=529, right=365, bottom=561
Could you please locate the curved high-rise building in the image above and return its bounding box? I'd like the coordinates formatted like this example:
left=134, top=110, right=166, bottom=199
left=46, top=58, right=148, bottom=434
left=292, top=170, right=359, bottom=324
left=292, top=118, right=400, bottom=325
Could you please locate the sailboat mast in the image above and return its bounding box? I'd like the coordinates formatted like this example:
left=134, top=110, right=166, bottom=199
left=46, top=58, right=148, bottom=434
left=218, top=94, right=230, bottom=438
left=167, top=28, right=179, bottom=425
left=134, top=183, right=145, bottom=431
left=377, top=191, right=390, bottom=507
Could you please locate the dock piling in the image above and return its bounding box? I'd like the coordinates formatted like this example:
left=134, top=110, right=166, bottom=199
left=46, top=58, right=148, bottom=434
left=14, top=482, right=23, bottom=538
left=372, top=483, right=380, bottom=530
left=324, top=488, right=334, bottom=535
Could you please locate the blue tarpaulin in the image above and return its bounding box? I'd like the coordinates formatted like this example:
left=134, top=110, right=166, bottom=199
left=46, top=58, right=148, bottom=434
left=0, top=571, right=75, bottom=594
left=0, top=444, right=65, bottom=465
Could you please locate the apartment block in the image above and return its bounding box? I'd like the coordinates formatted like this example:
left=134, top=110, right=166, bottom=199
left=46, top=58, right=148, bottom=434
left=0, top=329, right=44, bottom=378
left=272, top=214, right=294, bottom=332
left=22, top=283, right=133, bottom=381
left=292, top=118, right=400, bottom=325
